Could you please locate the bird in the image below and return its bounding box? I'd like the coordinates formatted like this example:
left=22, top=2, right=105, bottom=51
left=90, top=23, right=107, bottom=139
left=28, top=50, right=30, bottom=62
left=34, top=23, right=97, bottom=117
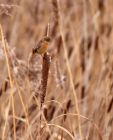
left=32, top=36, right=51, bottom=55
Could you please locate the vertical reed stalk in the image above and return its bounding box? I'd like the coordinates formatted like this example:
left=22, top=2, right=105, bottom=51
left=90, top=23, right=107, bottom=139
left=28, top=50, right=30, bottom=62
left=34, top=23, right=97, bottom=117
left=0, top=25, right=16, bottom=140
left=40, top=51, right=51, bottom=139
left=51, top=0, right=83, bottom=139
left=40, top=52, right=51, bottom=107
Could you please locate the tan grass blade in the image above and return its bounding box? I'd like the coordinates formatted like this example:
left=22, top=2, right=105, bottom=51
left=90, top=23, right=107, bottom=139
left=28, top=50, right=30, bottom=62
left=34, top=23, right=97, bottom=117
left=0, top=25, right=16, bottom=140
left=52, top=0, right=83, bottom=139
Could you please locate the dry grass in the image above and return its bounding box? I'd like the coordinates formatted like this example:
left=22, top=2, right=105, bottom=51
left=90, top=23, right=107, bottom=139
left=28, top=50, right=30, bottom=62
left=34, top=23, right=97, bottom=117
left=0, top=0, right=113, bottom=140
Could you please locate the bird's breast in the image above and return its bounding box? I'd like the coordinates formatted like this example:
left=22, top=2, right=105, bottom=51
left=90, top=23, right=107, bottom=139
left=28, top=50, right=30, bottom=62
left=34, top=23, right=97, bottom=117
left=37, top=42, right=48, bottom=54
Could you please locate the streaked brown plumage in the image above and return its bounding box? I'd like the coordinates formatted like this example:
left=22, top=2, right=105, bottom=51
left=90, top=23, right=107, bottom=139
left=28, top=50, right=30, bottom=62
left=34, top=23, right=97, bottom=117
left=33, top=36, right=51, bottom=55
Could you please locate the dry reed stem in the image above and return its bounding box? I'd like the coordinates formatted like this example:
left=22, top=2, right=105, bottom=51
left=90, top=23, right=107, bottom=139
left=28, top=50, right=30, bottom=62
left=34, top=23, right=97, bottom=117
left=50, top=113, right=103, bottom=140
left=40, top=52, right=51, bottom=107
left=2, top=101, right=10, bottom=140
left=52, top=0, right=83, bottom=139
left=48, top=123, right=74, bottom=140
left=0, top=25, right=16, bottom=140
left=51, top=0, right=59, bottom=37
left=38, top=51, right=51, bottom=139
left=46, top=23, right=50, bottom=37
left=51, top=0, right=59, bottom=25
left=14, top=79, right=33, bottom=140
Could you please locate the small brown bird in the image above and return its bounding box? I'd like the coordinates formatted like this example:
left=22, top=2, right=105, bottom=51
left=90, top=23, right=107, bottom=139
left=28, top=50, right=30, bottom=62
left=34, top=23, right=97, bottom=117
left=33, top=36, right=51, bottom=55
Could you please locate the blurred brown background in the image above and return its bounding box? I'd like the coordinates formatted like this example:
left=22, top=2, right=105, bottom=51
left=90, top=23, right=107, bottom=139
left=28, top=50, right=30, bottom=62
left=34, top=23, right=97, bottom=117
left=0, top=0, right=113, bottom=140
